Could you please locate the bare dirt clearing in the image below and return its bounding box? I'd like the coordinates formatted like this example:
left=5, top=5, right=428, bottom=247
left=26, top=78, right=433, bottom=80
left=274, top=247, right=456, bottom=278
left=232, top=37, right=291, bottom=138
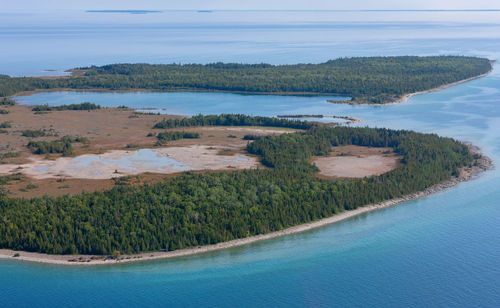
left=313, top=145, right=401, bottom=178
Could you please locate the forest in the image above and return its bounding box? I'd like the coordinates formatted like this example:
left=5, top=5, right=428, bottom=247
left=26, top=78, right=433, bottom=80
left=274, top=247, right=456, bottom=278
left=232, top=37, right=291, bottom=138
left=0, top=116, right=474, bottom=255
left=0, top=56, right=492, bottom=103
left=153, top=114, right=314, bottom=129
left=31, top=102, right=101, bottom=111
left=155, top=131, right=200, bottom=145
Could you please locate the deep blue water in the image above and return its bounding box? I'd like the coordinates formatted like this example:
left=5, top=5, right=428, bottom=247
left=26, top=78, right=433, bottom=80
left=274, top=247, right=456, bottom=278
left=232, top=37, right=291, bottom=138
left=2, top=10, right=500, bottom=307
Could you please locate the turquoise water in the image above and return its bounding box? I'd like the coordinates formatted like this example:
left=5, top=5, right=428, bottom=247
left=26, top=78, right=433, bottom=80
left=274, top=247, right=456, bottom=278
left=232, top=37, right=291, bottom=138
left=13, top=91, right=349, bottom=119
left=2, top=10, right=500, bottom=307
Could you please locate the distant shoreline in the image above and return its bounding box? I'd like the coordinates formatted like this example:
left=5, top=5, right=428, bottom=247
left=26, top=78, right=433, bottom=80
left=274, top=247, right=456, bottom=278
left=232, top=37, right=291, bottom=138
left=393, top=64, right=495, bottom=105
left=0, top=144, right=492, bottom=266
left=327, top=60, right=495, bottom=105
left=11, top=60, right=493, bottom=105
left=13, top=68, right=491, bottom=106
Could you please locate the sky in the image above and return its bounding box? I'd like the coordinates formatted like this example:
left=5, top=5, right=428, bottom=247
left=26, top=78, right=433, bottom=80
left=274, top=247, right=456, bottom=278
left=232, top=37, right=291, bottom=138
left=3, top=0, right=500, bottom=11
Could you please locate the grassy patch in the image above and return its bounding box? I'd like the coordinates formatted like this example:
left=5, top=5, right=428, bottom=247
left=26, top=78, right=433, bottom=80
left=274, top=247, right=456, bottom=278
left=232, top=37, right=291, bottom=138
left=21, top=129, right=46, bottom=137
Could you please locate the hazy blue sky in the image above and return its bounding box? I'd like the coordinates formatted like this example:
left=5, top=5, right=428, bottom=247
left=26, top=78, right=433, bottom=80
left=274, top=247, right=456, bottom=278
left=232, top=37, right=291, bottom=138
left=3, top=0, right=500, bottom=10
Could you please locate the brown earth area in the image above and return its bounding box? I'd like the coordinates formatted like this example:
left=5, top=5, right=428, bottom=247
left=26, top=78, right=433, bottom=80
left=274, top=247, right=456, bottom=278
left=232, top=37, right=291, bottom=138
left=0, top=104, right=294, bottom=198
left=313, top=145, right=402, bottom=179
left=0, top=104, right=399, bottom=198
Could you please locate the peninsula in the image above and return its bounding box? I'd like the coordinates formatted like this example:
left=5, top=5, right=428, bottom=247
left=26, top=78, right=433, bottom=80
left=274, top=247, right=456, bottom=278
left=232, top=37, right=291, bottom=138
left=0, top=109, right=492, bottom=264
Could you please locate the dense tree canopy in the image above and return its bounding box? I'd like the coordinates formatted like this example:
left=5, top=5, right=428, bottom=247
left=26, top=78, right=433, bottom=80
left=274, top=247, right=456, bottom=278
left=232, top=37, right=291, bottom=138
left=0, top=117, right=473, bottom=255
left=153, top=114, right=315, bottom=129
left=31, top=102, right=101, bottom=111
left=0, top=56, right=491, bottom=103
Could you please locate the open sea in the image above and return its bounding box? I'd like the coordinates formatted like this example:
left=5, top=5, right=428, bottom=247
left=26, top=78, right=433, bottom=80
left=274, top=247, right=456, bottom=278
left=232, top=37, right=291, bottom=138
left=1, top=10, right=500, bottom=307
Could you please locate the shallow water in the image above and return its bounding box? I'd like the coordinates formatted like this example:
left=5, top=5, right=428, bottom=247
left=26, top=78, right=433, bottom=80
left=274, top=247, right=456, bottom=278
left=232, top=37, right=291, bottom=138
left=0, top=147, right=257, bottom=180
left=14, top=91, right=349, bottom=119
left=2, top=9, right=500, bottom=307
left=71, top=148, right=189, bottom=171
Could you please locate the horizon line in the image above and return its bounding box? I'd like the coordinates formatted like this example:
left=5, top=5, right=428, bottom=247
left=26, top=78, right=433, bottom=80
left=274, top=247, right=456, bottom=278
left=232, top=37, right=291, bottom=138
left=84, top=9, right=500, bottom=13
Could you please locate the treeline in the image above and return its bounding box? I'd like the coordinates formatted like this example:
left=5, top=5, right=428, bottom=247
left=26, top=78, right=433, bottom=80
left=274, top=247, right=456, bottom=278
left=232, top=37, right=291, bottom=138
left=0, top=117, right=473, bottom=255
left=32, top=102, right=100, bottom=112
left=0, top=56, right=491, bottom=103
left=0, top=98, right=15, bottom=106
left=156, top=131, right=200, bottom=145
left=26, top=136, right=88, bottom=156
left=153, top=114, right=314, bottom=129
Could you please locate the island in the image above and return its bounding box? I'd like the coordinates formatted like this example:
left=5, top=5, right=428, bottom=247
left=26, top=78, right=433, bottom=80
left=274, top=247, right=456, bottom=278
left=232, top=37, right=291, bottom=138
left=0, top=56, right=493, bottom=104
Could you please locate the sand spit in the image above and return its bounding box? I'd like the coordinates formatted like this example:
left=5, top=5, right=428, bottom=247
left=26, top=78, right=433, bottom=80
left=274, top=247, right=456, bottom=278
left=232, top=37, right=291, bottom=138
left=393, top=70, right=494, bottom=105
left=0, top=144, right=491, bottom=266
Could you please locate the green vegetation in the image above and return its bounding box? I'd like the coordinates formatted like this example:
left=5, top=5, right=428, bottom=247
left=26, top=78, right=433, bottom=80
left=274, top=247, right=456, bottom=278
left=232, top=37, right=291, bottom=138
left=156, top=131, right=200, bottom=142
left=31, top=102, right=101, bottom=112
left=0, top=152, right=20, bottom=161
left=0, top=174, right=22, bottom=196
left=0, top=174, right=21, bottom=186
left=27, top=139, right=73, bottom=156
left=21, top=129, right=46, bottom=137
left=0, top=56, right=491, bottom=104
left=26, top=136, right=88, bottom=156
left=0, top=110, right=9, bottom=114
left=0, top=121, right=11, bottom=128
left=0, top=115, right=473, bottom=255
left=153, top=114, right=312, bottom=130
left=0, top=98, right=15, bottom=106
left=243, top=134, right=260, bottom=140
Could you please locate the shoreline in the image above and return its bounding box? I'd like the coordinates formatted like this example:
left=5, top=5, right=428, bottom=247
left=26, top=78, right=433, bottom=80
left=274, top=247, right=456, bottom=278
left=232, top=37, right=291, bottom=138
left=0, top=144, right=492, bottom=266
left=9, top=86, right=351, bottom=100
left=327, top=60, right=495, bottom=106
left=276, top=114, right=362, bottom=125
left=393, top=65, right=495, bottom=105
left=9, top=60, right=494, bottom=105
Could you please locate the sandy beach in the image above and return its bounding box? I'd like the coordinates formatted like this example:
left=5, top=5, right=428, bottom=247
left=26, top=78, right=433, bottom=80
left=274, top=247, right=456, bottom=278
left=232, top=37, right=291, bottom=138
left=393, top=66, right=494, bottom=105
left=0, top=144, right=492, bottom=266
